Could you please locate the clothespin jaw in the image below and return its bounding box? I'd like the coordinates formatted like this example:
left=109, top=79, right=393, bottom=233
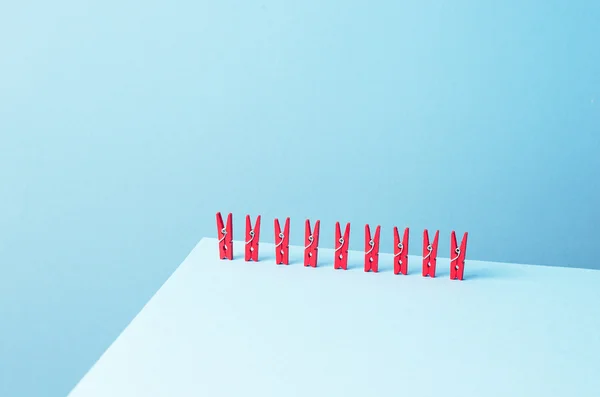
left=393, top=227, right=410, bottom=275
left=244, top=215, right=261, bottom=261
left=304, top=219, right=320, bottom=267
left=216, top=212, right=233, bottom=260
left=364, top=224, right=381, bottom=272
left=334, top=222, right=351, bottom=270
left=450, top=231, right=468, bottom=280
left=274, top=217, right=291, bottom=265
left=422, top=229, right=439, bottom=277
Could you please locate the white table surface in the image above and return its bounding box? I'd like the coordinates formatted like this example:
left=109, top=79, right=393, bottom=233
left=68, top=237, right=600, bottom=397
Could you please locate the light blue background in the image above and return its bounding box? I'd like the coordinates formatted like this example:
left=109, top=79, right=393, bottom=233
left=1, top=1, right=598, bottom=396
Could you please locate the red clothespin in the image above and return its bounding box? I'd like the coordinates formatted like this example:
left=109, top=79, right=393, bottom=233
left=393, top=227, right=409, bottom=275
left=244, top=215, right=261, bottom=261
left=334, top=222, right=350, bottom=270
left=364, top=224, right=381, bottom=272
left=216, top=212, right=233, bottom=260
left=274, top=217, right=290, bottom=265
left=304, top=219, right=320, bottom=267
left=450, top=231, right=468, bottom=280
left=422, top=229, right=439, bottom=277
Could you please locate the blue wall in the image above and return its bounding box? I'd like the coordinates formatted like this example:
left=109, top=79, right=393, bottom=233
left=1, top=1, right=599, bottom=396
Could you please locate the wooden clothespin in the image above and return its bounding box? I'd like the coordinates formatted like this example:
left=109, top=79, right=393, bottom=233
left=364, top=224, right=381, bottom=272
left=216, top=212, right=233, bottom=260
left=393, top=227, right=409, bottom=275
left=274, top=217, right=290, bottom=265
left=422, top=229, right=439, bottom=277
left=244, top=215, right=261, bottom=261
left=304, top=219, right=320, bottom=267
left=450, top=231, right=468, bottom=280
left=334, top=222, right=350, bottom=270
